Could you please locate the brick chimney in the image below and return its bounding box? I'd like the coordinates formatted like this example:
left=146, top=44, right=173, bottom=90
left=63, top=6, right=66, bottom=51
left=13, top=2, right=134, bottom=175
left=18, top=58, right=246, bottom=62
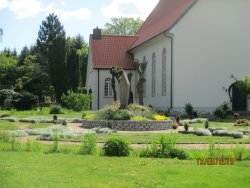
left=93, top=27, right=102, bottom=40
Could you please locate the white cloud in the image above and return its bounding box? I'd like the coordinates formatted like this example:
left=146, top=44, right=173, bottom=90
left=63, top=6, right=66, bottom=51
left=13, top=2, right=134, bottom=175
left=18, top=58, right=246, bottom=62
left=0, top=0, right=10, bottom=9
left=9, top=0, right=41, bottom=19
left=44, top=4, right=91, bottom=21
left=101, top=0, right=159, bottom=19
left=60, top=0, right=65, bottom=6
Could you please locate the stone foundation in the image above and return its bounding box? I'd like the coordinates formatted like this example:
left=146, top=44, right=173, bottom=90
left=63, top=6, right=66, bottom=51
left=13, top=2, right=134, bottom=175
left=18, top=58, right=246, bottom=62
left=82, top=120, right=173, bottom=131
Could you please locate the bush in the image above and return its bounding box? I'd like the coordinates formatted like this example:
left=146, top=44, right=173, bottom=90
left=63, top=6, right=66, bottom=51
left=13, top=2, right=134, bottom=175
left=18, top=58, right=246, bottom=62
left=0, top=89, right=18, bottom=106
left=13, top=91, right=38, bottom=110
left=184, top=122, right=189, bottom=132
left=78, top=133, right=97, bottom=155
left=103, top=137, right=132, bottom=157
left=184, top=103, right=194, bottom=119
left=168, top=148, right=189, bottom=160
left=45, top=133, right=59, bottom=153
left=127, top=103, right=152, bottom=116
left=131, top=116, right=149, bottom=121
left=204, top=120, right=209, bottom=129
left=214, top=102, right=231, bottom=119
left=193, top=128, right=212, bottom=136
left=212, top=130, right=244, bottom=139
left=0, top=131, right=10, bottom=143
left=61, top=90, right=91, bottom=111
left=214, top=107, right=225, bottom=119
left=140, top=136, right=188, bottom=160
left=113, top=110, right=131, bottom=120
left=50, top=105, right=63, bottom=114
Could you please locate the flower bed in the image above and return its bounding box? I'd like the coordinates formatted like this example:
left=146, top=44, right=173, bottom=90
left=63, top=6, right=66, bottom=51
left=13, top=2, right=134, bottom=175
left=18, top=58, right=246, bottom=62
left=82, top=120, right=173, bottom=131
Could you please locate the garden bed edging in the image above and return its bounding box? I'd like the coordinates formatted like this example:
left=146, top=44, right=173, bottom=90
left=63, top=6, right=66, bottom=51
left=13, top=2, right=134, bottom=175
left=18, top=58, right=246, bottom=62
left=82, top=120, right=173, bottom=131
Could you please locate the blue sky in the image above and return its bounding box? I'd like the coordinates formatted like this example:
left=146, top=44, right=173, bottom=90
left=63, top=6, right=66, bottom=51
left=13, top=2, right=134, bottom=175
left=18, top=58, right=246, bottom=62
left=0, top=0, right=159, bottom=53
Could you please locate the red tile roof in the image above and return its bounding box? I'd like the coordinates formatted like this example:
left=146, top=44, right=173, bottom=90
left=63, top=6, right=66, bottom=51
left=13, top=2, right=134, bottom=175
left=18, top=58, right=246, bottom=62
left=91, top=35, right=138, bottom=69
left=130, top=0, right=196, bottom=49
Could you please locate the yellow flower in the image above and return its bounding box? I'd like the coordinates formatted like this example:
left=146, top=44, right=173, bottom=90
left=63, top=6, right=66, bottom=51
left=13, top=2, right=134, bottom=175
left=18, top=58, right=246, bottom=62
left=153, top=115, right=170, bottom=121
left=85, top=114, right=95, bottom=121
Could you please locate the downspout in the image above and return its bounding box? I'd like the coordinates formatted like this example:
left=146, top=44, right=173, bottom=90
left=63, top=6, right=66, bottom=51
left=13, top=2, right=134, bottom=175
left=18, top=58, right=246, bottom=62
left=98, top=69, right=100, bottom=110
left=163, top=32, right=173, bottom=111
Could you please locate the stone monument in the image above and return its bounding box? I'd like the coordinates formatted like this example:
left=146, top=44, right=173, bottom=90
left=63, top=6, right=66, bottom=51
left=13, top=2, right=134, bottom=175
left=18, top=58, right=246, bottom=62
left=119, top=72, right=130, bottom=109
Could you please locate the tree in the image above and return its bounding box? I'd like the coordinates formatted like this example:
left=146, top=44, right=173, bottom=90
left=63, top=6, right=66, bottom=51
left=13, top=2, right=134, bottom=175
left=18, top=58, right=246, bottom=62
left=110, top=67, right=124, bottom=101
left=36, top=13, right=65, bottom=65
left=18, top=46, right=29, bottom=65
left=231, top=74, right=250, bottom=114
left=0, top=54, right=18, bottom=85
left=66, top=35, right=88, bottom=91
left=103, top=17, right=144, bottom=35
left=134, top=59, right=147, bottom=105
left=48, top=36, right=68, bottom=101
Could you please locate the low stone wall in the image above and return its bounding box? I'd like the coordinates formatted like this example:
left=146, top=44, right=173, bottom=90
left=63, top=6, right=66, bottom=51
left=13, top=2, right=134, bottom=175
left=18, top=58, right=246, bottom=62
left=82, top=120, right=173, bottom=131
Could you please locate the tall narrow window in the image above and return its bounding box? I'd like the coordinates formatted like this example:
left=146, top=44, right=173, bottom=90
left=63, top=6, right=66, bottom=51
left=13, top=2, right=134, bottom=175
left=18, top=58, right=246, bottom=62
left=162, top=48, right=167, bottom=96
left=143, top=56, right=147, bottom=97
left=152, top=53, right=156, bottom=97
left=104, top=78, right=112, bottom=97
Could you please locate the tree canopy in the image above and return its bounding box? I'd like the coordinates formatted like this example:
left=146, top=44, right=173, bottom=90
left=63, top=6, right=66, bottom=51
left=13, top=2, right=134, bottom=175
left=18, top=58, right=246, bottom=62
left=236, top=75, right=250, bottom=94
left=36, top=13, right=65, bottom=64
left=102, top=17, right=144, bottom=35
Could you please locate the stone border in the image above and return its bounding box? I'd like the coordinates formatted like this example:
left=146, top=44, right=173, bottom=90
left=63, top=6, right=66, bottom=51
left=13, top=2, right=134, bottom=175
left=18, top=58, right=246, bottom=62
left=82, top=120, right=173, bottom=131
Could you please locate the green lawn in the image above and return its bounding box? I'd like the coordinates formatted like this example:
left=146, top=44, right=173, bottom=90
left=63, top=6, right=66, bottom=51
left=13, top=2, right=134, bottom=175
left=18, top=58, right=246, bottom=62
left=0, top=151, right=250, bottom=188
left=96, top=132, right=250, bottom=144
left=0, top=107, right=85, bottom=118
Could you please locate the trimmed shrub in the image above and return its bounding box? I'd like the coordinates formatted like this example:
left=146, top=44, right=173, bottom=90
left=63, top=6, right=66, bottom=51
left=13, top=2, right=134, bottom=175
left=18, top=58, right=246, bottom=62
left=61, top=90, right=91, bottom=111
left=103, top=137, right=132, bottom=157
left=204, top=120, right=209, bottom=129
left=13, top=91, right=38, bottom=110
left=184, top=122, right=189, bottom=132
left=212, top=130, right=244, bottom=139
left=92, top=127, right=113, bottom=134
left=113, top=110, right=131, bottom=120
left=184, top=103, right=194, bottom=119
left=50, top=105, right=63, bottom=114
left=78, top=133, right=97, bottom=155
left=208, top=127, right=228, bottom=132
left=193, top=128, right=212, bottom=136
left=231, top=132, right=244, bottom=139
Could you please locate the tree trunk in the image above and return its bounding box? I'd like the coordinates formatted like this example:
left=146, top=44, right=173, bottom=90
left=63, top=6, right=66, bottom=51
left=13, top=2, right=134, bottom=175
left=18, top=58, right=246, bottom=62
left=138, top=92, right=144, bottom=105
left=111, top=76, right=117, bottom=101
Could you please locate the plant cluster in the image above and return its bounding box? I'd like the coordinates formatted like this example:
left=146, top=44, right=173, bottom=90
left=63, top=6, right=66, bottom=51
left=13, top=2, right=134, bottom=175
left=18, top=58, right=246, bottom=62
left=49, top=105, right=63, bottom=114
left=78, top=133, right=97, bottom=155
left=61, top=90, right=91, bottom=111
left=140, top=136, right=188, bottom=160
left=153, top=115, right=170, bottom=121
left=214, top=102, right=231, bottom=119
left=234, top=119, right=249, bottom=126
left=103, top=137, right=132, bottom=157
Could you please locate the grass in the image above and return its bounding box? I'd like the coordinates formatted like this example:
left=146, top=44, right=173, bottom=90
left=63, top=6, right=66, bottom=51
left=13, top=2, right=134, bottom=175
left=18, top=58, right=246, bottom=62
left=0, top=151, right=250, bottom=188
left=96, top=132, right=250, bottom=144
left=0, top=120, right=52, bottom=131
left=0, top=107, right=85, bottom=118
